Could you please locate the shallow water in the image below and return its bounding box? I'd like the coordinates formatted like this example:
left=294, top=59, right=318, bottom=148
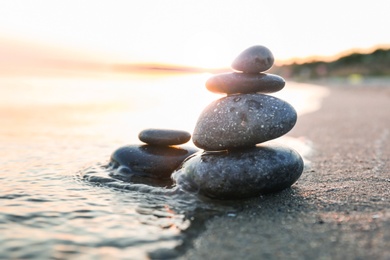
left=0, top=74, right=328, bottom=259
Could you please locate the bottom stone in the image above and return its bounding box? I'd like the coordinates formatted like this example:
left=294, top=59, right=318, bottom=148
left=172, top=145, right=304, bottom=199
left=110, top=145, right=199, bottom=179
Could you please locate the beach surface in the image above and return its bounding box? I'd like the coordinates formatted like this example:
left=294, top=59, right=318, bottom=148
left=180, top=83, right=390, bottom=259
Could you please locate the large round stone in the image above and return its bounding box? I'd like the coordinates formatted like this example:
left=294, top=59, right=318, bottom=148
left=139, top=128, right=191, bottom=146
left=192, top=94, right=297, bottom=150
left=172, top=145, right=304, bottom=199
left=206, top=72, right=285, bottom=94
left=232, top=45, right=274, bottom=73
left=110, top=145, right=199, bottom=179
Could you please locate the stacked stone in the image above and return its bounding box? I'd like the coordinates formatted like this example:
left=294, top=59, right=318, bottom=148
left=172, top=45, right=304, bottom=200
left=110, top=129, right=198, bottom=181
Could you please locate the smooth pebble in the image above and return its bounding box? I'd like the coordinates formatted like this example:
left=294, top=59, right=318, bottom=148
left=139, top=128, right=191, bottom=146
left=110, top=145, right=199, bottom=179
left=172, top=145, right=304, bottom=199
left=193, top=94, right=297, bottom=150
left=206, top=72, right=285, bottom=94
left=231, top=45, right=274, bottom=73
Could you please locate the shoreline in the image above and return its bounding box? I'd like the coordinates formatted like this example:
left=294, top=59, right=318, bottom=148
left=179, top=83, right=390, bottom=259
left=301, top=76, right=390, bottom=88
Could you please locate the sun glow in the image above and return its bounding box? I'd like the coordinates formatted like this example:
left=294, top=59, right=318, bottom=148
left=173, top=31, right=234, bottom=69
left=0, top=0, right=389, bottom=71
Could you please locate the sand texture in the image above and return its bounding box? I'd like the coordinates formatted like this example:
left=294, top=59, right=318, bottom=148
left=180, top=84, right=390, bottom=259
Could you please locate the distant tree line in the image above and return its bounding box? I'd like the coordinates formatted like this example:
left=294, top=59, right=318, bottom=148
left=270, top=48, right=390, bottom=80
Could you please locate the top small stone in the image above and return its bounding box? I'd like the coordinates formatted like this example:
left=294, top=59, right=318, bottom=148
left=232, top=45, right=274, bottom=73
left=139, top=128, right=191, bottom=146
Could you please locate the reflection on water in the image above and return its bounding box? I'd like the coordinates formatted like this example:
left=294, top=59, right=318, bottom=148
left=0, top=73, right=328, bottom=259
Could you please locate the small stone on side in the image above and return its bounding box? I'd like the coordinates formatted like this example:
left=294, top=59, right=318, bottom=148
left=138, top=128, right=191, bottom=146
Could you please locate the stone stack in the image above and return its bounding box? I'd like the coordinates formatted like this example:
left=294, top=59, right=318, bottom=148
left=172, top=45, right=304, bottom=200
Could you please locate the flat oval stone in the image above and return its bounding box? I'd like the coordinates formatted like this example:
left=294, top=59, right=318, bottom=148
left=139, top=129, right=191, bottom=146
left=172, top=145, right=304, bottom=199
left=232, top=45, right=274, bottom=73
left=193, top=94, right=297, bottom=150
left=206, top=72, right=285, bottom=94
left=110, top=145, right=199, bottom=179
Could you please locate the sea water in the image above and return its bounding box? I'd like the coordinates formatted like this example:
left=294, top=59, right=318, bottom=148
left=0, top=73, right=328, bottom=259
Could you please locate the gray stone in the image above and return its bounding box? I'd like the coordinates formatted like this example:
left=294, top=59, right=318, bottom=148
left=139, top=128, right=191, bottom=146
left=110, top=145, right=199, bottom=179
left=232, top=45, right=274, bottom=73
left=192, top=94, right=297, bottom=150
left=172, top=145, right=304, bottom=199
left=206, top=72, right=285, bottom=94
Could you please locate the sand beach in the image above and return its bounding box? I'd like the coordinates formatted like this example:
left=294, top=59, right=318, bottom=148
left=180, top=82, right=390, bottom=259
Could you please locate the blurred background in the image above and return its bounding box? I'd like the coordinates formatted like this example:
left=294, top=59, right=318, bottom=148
left=1, top=0, right=389, bottom=77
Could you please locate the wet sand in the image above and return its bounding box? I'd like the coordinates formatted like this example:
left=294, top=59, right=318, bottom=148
left=180, top=83, right=390, bottom=259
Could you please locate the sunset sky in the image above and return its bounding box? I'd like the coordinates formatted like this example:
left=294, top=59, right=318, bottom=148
left=1, top=0, right=389, bottom=69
